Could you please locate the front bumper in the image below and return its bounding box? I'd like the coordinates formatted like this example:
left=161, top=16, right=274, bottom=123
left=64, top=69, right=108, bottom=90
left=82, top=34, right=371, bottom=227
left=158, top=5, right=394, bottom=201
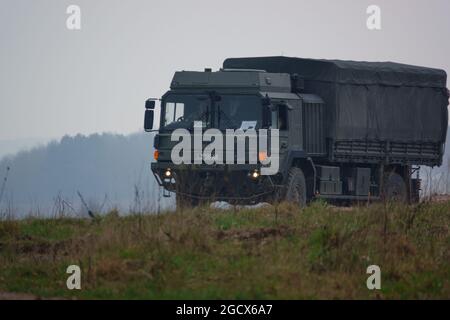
left=151, top=162, right=276, bottom=203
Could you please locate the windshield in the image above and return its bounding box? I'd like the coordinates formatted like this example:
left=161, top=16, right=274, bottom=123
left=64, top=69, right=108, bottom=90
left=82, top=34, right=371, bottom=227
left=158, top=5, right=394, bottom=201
left=162, top=94, right=210, bottom=130
left=217, top=95, right=262, bottom=130
left=161, top=93, right=262, bottom=131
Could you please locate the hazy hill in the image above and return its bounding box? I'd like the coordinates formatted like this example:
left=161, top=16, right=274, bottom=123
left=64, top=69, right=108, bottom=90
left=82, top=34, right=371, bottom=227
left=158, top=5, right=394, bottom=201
left=0, top=137, right=53, bottom=160
left=0, top=132, right=173, bottom=218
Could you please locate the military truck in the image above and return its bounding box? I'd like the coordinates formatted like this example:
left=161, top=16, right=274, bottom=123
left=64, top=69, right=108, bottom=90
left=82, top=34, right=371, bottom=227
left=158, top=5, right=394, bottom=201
left=145, top=57, right=449, bottom=207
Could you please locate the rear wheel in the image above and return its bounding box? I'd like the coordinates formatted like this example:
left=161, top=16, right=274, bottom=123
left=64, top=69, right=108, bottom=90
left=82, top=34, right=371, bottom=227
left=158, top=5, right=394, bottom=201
left=284, top=167, right=307, bottom=208
left=383, top=172, right=407, bottom=203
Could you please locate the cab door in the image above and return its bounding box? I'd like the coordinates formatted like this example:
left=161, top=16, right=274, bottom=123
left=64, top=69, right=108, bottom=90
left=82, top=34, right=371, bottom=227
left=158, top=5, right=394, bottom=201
left=287, top=99, right=303, bottom=150
left=271, top=102, right=290, bottom=158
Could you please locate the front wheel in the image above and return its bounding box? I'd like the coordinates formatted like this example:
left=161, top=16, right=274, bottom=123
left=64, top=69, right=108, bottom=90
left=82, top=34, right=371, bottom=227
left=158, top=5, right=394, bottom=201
left=284, top=167, right=307, bottom=208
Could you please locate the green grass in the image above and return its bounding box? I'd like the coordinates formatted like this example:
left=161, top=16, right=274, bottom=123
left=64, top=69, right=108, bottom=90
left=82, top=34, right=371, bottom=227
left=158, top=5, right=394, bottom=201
left=0, top=201, right=449, bottom=299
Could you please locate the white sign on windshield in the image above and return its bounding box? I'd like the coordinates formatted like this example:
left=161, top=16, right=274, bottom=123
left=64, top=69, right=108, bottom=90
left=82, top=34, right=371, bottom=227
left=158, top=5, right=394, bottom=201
left=240, top=121, right=257, bottom=130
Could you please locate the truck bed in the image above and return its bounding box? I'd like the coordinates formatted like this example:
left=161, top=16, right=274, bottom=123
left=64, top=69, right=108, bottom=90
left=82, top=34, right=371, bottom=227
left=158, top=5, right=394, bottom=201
left=224, top=56, right=449, bottom=166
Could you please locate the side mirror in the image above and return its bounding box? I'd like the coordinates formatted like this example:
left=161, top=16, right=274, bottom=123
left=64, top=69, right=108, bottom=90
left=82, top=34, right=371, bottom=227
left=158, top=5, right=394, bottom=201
left=144, top=99, right=156, bottom=131
left=262, top=104, right=271, bottom=128
left=262, top=96, right=271, bottom=106
left=144, top=109, right=155, bottom=131
left=262, top=95, right=272, bottom=128
left=145, top=100, right=156, bottom=110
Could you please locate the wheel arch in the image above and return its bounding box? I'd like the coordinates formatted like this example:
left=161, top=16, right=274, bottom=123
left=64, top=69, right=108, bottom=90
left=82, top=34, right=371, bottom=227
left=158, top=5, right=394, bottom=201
left=283, top=150, right=316, bottom=199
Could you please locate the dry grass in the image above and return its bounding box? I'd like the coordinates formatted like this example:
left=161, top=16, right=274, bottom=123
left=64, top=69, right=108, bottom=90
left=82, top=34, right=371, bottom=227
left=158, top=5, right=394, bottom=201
left=0, top=200, right=449, bottom=299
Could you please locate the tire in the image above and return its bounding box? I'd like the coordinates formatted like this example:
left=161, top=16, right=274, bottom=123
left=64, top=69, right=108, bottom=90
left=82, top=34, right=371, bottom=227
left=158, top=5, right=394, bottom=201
left=284, top=167, right=307, bottom=208
left=383, top=172, right=407, bottom=203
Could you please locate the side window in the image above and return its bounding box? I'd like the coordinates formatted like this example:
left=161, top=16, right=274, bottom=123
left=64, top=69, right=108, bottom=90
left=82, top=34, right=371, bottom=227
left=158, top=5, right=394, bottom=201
left=164, top=102, right=184, bottom=126
left=271, top=110, right=278, bottom=129
left=165, top=102, right=175, bottom=125
left=271, top=104, right=288, bottom=130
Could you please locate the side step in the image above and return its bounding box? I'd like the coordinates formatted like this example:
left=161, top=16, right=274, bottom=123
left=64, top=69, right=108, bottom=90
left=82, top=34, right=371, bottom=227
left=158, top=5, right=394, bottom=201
left=162, top=188, right=171, bottom=198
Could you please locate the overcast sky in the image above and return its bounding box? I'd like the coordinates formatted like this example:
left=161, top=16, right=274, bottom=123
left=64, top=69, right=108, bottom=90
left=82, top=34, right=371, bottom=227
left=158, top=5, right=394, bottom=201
left=1, top=0, right=449, bottom=143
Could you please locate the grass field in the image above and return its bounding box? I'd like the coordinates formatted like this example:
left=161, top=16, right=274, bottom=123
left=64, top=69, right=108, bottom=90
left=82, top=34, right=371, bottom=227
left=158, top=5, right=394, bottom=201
left=0, top=200, right=449, bottom=299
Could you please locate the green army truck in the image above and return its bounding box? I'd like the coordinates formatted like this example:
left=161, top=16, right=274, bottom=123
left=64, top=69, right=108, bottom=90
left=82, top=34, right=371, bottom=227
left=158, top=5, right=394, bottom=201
left=145, top=57, right=449, bottom=207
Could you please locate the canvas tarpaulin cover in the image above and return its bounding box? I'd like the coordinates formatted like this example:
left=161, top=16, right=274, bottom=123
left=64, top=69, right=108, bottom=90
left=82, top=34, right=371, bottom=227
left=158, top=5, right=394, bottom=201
left=223, top=56, right=449, bottom=143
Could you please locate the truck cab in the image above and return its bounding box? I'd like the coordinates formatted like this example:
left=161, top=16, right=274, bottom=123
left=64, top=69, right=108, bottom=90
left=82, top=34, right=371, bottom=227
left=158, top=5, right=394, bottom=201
left=145, top=68, right=320, bottom=207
